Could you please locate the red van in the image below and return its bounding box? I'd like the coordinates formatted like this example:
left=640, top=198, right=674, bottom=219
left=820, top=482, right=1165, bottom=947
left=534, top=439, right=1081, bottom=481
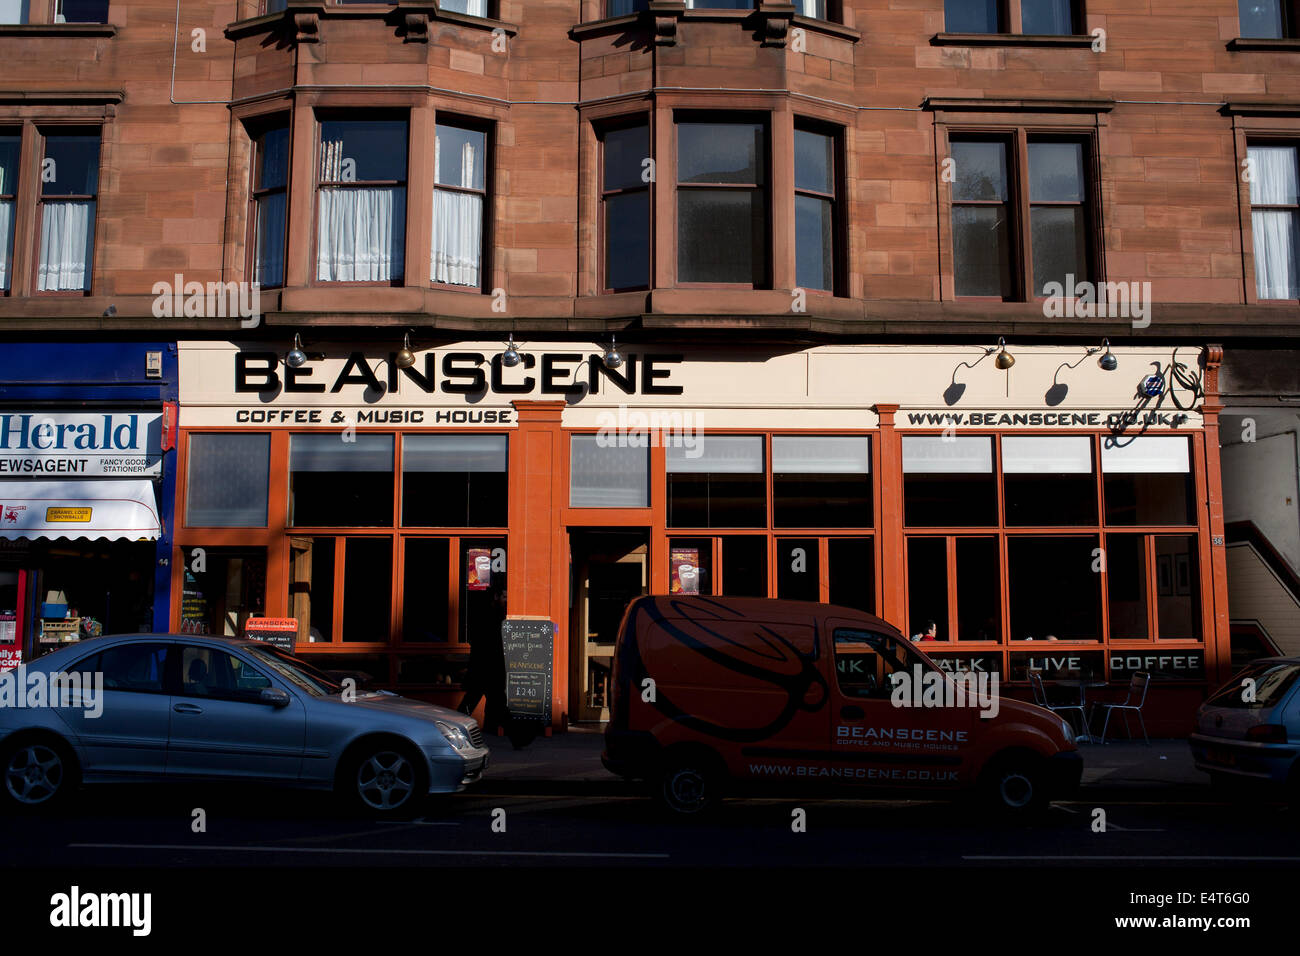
left=602, top=595, right=1082, bottom=814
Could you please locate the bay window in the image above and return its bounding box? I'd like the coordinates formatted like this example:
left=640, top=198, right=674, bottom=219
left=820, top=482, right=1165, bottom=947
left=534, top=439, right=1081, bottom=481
left=944, top=0, right=1081, bottom=34
left=794, top=123, right=840, bottom=294
left=432, top=121, right=487, bottom=289
left=250, top=122, right=289, bottom=288
left=1239, top=0, right=1297, bottom=38
left=1247, top=143, right=1300, bottom=300
left=600, top=119, right=651, bottom=292
left=37, top=130, right=99, bottom=293
left=676, top=118, right=768, bottom=286
left=0, top=133, right=15, bottom=292
left=316, top=117, right=406, bottom=283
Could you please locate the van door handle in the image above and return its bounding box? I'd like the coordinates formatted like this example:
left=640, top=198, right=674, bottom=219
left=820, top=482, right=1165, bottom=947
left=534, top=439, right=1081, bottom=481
left=840, top=705, right=865, bottom=720
left=173, top=702, right=203, bottom=715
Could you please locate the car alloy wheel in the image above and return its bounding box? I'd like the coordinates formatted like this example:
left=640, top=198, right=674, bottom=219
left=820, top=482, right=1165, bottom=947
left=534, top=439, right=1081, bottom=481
left=355, top=750, right=416, bottom=812
left=5, top=743, right=65, bottom=806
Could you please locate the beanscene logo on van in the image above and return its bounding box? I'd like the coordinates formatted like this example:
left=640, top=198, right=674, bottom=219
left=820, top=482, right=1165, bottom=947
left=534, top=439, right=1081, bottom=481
left=888, top=665, right=1000, bottom=719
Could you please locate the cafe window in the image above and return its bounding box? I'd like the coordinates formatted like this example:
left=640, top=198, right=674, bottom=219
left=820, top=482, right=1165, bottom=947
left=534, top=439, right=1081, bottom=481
left=1247, top=144, right=1300, bottom=300
left=776, top=537, right=819, bottom=602
left=948, top=135, right=1093, bottom=300
left=677, top=117, right=768, bottom=286
left=910, top=536, right=1002, bottom=642
left=1001, top=435, right=1096, bottom=526
left=669, top=537, right=713, bottom=594
left=290, top=433, right=394, bottom=527
left=186, top=433, right=271, bottom=527
left=342, top=538, right=392, bottom=642
left=667, top=435, right=765, bottom=528
left=458, top=537, right=506, bottom=645
left=433, top=122, right=488, bottom=289
left=773, top=435, right=870, bottom=528
left=289, top=537, right=335, bottom=643
left=316, top=116, right=407, bottom=283
left=721, top=535, right=767, bottom=597
left=828, top=537, right=875, bottom=613
left=600, top=119, right=651, bottom=292
left=1239, top=0, right=1298, bottom=38
left=902, top=436, right=997, bottom=527
left=402, top=538, right=450, bottom=642
left=1156, top=535, right=1201, bottom=640
left=945, top=0, right=1080, bottom=34
left=250, top=122, right=289, bottom=289
left=402, top=434, right=507, bottom=527
left=794, top=123, right=841, bottom=294
left=571, top=435, right=650, bottom=508
left=1101, top=436, right=1195, bottom=526
left=38, top=130, right=99, bottom=293
left=0, top=132, right=15, bottom=292
left=1106, top=533, right=1147, bottom=640
left=1007, top=535, right=1101, bottom=640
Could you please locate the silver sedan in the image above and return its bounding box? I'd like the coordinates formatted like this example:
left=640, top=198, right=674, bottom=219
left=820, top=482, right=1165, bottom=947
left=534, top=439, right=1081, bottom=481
left=0, top=634, right=489, bottom=815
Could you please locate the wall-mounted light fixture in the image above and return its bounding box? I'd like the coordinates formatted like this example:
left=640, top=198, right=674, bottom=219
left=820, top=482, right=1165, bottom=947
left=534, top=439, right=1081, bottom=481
left=602, top=334, right=623, bottom=370
left=993, top=337, right=1016, bottom=370
left=395, top=330, right=416, bottom=370
left=1097, top=339, right=1118, bottom=372
left=501, top=334, right=522, bottom=368
left=286, top=333, right=307, bottom=369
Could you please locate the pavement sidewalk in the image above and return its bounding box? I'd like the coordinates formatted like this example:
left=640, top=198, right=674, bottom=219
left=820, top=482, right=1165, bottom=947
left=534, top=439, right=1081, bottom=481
left=477, top=727, right=1214, bottom=800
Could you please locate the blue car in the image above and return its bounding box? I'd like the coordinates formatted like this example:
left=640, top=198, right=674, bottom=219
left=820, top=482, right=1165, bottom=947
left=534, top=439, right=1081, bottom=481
left=1189, top=657, right=1300, bottom=798
left=0, top=634, right=489, bottom=815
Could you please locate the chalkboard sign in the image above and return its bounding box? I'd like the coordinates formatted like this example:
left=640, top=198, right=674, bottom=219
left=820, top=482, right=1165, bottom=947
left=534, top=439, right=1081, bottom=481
left=501, top=618, right=553, bottom=720
left=244, top=617, right=298, bottom=654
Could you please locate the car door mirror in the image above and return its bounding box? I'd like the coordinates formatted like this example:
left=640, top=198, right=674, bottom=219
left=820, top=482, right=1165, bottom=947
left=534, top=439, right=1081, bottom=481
left=259, top=687, right=291, bottom=708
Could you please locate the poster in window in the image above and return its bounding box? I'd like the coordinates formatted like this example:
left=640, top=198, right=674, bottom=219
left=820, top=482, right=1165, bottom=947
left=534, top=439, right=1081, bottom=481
left=466, top=547, right=491, bottom=591
left=1175, top=553, right=1191, bottom=596
left=671, top=547, right=700, bottom=594
left=1156, top=555, right=1173, bottom=596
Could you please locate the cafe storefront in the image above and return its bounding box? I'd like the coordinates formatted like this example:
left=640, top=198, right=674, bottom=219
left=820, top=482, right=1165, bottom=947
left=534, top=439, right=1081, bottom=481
left=175, top=339, right=1230, bottom=734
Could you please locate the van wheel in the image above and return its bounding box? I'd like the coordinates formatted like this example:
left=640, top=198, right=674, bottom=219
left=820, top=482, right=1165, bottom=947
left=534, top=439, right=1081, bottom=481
left=981, top=755, right=1047, bottom=815
left=657, top=753, right=722, bottom=816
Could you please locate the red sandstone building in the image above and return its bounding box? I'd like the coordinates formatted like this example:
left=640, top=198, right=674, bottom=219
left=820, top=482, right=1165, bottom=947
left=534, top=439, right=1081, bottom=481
left=2, top=0, right=1300, bottom=733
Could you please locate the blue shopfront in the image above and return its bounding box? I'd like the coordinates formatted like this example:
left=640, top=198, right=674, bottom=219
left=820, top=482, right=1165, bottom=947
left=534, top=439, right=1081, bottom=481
left=0, top=341, right=177, bottom=666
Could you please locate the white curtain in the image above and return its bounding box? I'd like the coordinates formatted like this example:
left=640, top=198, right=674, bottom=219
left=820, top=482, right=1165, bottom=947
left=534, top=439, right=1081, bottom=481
left=38, top=200, right=94, bottom=291
left=798, top=0, right=825, bottom=17
left=0, top=0, right=28, bottom=24
left=0, top=200, right=11, bottom=290
left=432, top=136, right=483, bottom=287
left=443, top=0, right=487, bottom=15
left=255, top=192, right=286, bottom=287
left=1250, top=145, right=1300, bottom=299
left=317, top=187, right=404, bottom=282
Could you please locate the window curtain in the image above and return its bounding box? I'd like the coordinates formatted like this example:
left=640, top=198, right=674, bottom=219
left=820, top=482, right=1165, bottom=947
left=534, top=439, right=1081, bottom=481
left=798, top=0, right=825, bottom=17
left=1250, top=145, right=1300, bottom=299
left=255, top=192, right=286, bottom=287
left=443, top=0, right=487, bottom=15
left=431, top=135, right=483, bottom=288
left=0, top=0, right=28, bottom=24
left=0, top=200, right=12, bottom=290
left=37, top=200, right=94, bottom=291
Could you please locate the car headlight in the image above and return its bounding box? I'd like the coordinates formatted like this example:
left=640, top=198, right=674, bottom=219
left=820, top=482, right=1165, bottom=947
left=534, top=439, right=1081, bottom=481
left=1061, top=717, right=1077, bottom=745
left=435, top=720, right=474, bottom=753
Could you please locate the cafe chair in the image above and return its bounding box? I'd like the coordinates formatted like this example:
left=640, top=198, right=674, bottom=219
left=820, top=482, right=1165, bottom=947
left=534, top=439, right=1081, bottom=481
left=1028, top=671, right=1091, bottom=742
left=1097, top=672, right=1151, bottom=745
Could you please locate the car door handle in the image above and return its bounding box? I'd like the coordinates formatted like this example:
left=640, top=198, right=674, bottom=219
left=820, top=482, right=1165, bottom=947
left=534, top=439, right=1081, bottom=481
left=173, top=703, right=204, bottom=715
left=840, top=705, right=865, bottom=720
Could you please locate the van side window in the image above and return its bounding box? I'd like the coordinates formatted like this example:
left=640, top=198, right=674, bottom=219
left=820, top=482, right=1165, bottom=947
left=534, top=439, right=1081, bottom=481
left=832, top=629, right=919, bottom=700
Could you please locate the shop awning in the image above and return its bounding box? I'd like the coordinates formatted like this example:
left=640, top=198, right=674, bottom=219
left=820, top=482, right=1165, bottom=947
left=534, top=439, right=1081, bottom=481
left=0, top=480, right=160, bottom=541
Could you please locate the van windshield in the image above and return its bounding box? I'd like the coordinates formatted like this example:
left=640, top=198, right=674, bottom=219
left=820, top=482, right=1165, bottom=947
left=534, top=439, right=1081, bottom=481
left=832, top=628, right=934, bottom=699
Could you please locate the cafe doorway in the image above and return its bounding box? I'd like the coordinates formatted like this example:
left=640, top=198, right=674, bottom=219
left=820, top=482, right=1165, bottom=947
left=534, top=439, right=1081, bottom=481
left=569, top=529, right=648, bottom=724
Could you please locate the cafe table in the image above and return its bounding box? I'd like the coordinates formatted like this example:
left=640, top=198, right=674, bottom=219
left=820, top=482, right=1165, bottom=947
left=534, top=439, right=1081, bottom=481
left=1049, top=678, right=1108, bottom=743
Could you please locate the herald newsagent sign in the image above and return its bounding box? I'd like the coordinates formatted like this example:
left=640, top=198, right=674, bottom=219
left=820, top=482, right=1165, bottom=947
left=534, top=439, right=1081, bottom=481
left=0, top=412, right=163, bottom=477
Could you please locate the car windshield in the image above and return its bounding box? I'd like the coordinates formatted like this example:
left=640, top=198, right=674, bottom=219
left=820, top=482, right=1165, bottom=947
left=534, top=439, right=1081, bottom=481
left=242, top=645, right=343, bottom=697
left=1205, top=661, right=1300, bottom=709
